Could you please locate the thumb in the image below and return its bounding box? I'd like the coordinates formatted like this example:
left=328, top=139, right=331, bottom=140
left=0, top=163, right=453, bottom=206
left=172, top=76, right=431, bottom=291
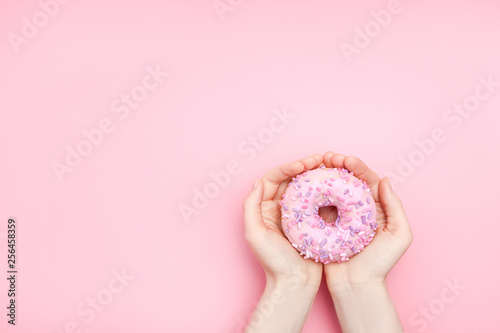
left=243, top=179, right=264, bottom=235
left=378, top=177, right=410, bottom=233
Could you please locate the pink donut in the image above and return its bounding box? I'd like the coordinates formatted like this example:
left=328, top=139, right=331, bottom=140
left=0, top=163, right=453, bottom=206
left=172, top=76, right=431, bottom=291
left=280, top=166, right=377, bottom=263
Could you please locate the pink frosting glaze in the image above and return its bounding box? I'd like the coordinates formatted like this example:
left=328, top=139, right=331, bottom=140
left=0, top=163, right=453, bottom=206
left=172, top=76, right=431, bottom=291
left=279, top=166, right=377, bottom=263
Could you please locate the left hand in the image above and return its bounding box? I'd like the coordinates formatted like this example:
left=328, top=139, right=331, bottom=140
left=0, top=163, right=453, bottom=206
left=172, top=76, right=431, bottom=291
left=243, top=154, right=324, bottom=290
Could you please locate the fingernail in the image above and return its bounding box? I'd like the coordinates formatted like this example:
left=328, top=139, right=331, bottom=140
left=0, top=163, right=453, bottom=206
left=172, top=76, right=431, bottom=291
left=252, top=179, right=259, bottom=191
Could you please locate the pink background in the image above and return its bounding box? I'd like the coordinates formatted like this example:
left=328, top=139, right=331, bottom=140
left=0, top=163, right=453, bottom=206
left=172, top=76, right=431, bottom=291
left=1, top=0, right=499, bottom=332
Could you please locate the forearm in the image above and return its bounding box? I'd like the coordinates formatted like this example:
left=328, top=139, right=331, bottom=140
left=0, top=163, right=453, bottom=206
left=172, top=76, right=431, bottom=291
left=330, top=281, right=404, bottom=333
left=245, top=278, right=318, bottom=333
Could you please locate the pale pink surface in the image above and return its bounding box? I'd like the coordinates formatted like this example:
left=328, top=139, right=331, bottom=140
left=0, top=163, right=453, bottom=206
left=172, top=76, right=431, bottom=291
left=0, top=1, right=499, bottom=332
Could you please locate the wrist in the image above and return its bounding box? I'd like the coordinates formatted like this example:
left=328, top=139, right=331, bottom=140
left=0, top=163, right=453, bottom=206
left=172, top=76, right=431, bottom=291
left=328, top=279, right=404, bottom=333
left=266, top=272, right=320, bottom=296
left=328, top=276, right=387, bottom=296
left=245, top=273, right=319, bottom=333
left=265, top=264, right=322, bottom=292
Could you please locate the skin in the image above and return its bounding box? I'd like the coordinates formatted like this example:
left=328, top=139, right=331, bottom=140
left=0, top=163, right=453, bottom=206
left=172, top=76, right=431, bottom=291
left=242, top=152, right=413, bottom=333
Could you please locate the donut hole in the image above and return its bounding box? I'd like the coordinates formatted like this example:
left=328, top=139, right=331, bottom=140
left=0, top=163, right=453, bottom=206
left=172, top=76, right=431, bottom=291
left=318, top=205, right=338, bottom=225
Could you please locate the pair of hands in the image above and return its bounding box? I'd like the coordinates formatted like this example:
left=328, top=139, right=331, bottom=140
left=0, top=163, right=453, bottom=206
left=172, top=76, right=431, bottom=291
left=243, top=152, right=413, bottom=296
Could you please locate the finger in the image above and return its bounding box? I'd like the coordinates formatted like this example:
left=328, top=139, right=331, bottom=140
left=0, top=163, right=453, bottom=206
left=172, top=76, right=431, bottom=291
left=344, top=156, right=381, bottom=199
left=243, top=179, right=265, bottom=236
left=314, top=153, right=324, bottom=168
left=378, top=177, right=412, bottom=235
left=299, top=154, right=319, bottom=172
left=271, top=154, right=323, bottom=200
left=275, top=181, right=290, bottom=200
left=300, top=153, right=323, bottom=170
left=262, top=160, right=304, bottom=201
left=330, top=153, right=346, bottom=168
left=323, top=151, right=335, bottom=167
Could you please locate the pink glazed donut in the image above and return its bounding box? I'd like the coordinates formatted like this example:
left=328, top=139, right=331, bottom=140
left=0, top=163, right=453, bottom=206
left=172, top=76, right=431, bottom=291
left=280, top=166, right=377, bottom=263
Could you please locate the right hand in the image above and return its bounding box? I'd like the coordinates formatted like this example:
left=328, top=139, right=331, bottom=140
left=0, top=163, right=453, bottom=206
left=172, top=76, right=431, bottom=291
left=321, top=152, right=414, bottom=293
